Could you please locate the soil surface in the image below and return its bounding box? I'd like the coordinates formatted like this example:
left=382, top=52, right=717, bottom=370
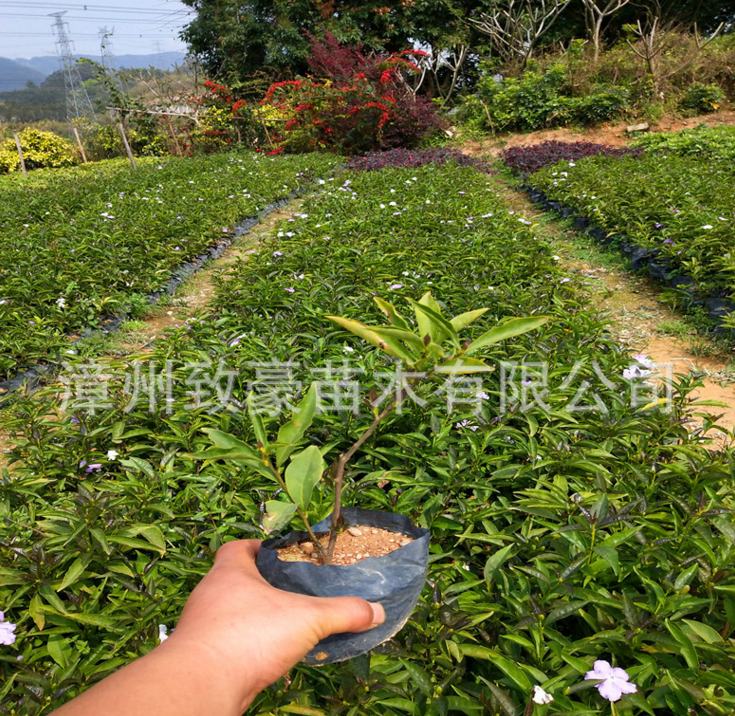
left=459, top=109, right=735, bottom=157
left=277, top=526, right=414, bottom=566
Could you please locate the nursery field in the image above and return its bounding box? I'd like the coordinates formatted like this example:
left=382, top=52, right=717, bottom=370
left=521, top=130, right=735, bottom=309
left=0, top=152, right=340, bottom=382
left=2, top=154, right=735, bottom=716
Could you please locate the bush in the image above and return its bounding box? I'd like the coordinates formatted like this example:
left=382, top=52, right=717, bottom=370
left=573, top=87, right=631, bottom=124
left=470, top=64, right=630, bottom=133
left=260, top=33, right=441, bottom=154
left=0, top=129, right=78, bottom=174
left=635, top=125, right=735, bottom=161
left=679, top=83, right=725, bottom=114
left=346, top=147, right=489, bottom=172
left=501, top=140, right=643, bottom=175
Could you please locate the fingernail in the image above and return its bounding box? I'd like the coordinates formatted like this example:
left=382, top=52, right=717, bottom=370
left=369, top=602, right=385, bottom=627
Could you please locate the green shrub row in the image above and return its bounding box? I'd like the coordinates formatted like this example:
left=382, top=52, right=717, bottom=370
left=2, top=160, right=733, bottom=715
left=635, top=124, right=735, bottom=162
left=0, top=152, right=340, bottom=381
left=529, top=152, right=735, bottom=300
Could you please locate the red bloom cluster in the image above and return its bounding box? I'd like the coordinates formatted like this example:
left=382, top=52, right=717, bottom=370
left=260, top=33, right=439, bottom=154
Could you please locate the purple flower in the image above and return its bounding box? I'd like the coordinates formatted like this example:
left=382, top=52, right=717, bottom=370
left=79, top=460, right=87, bottom=468
left=71, top=417, right=80, bottom=424
left=85, top=464, right=102, bottom=473
left=273, top=251, right=283, bottom=257
left=585, top=661, right=637, bottom=702
left=455, top=420, right=478, bottom=431
left=0, top=611, right=17, bottom=646
left=284, top=287, right=295, bottom=293
left=458, top=191, right=466, bottom=194
left=388, top=284, right=403, bottom=291
left=654, top=223, right=663, bottom=229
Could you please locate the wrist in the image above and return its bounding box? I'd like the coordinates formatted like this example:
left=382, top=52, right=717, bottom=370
left=161, top=632, right=260, bottom=714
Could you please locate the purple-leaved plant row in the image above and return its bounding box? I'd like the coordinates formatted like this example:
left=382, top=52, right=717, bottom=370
left=501, top=141, right=643, bottom=175
left=347, top=148, right=490, bottom=173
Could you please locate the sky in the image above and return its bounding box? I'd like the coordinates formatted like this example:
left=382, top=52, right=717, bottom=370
left=0, top=0, right=193, bottom=59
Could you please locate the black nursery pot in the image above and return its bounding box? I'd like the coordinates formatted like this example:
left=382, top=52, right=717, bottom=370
left=256, top=507, right=430, bottom=665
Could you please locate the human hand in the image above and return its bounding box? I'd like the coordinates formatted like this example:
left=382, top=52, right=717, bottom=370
left=52, top=539, right=384, bottom=716
left=163, top=540, right=385, bottom=712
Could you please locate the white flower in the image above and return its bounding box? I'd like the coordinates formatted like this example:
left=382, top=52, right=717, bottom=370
left=380, top=204, right=386, bottom=209
left=343, top=345, right=355, bottom=354
left=585, top=660, right=637, bottom=702
left=532, top=686, right=554, bottom=705
left=0, top=611, right=16, bottom=646
left=552, top=256, right=560, bottom=261
left=158, top=624, right=169, bottom=643
left=475, top=391, right=490, bottom=400
left=702, top=225, right=714, bottom=230
left=560, top=277, right=571, bottom=284
left=56, top=297, right=66, bottom=309
left=106, top=450, right=119, bottom=460
left=389, top=201, right=397, bottom=206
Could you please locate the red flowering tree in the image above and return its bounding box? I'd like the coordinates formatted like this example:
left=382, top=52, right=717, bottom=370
left=260, top=34, right=441, bottom=155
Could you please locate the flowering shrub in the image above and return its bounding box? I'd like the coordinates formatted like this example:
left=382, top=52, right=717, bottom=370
left=501, top=140, right=643, bottom=175
left=260, top=34, right=441, bottom=154
left=347, top=147, right=489, bottom=172
left=0, top=129, right=78, bottom=174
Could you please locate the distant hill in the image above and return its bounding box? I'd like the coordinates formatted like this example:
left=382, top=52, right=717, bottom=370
left=0, top=58, right=46, bottom=93
left=9, top=52, right=188, bottom=80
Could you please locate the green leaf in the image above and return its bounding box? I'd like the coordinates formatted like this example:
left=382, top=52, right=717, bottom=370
left=285, top=445, right=325, bottom=511
left=665, top=619, right=699, bottom=669
left=374, top=297, right=411, bottom=331
left=399, top=660, right=433, bottom=696
left=108, top=536, right=166, bottom=554
left=372, top=326, right=424, bottom=355
left=247, top=392, right=269, bottom=451
left=55, top=557, right=89, bottom=592
left=263, top=501, right=298, bottom=535
left=435, top=357, right=494, bottom=374
left=465, top=317, right=548, bottom=356
left=119, top=457, right=156, bottom=479
left=682, top=619, right=723, bottom=644
left=276, top=382, right=318, bottom=467
left=29, top=594, right=45, bottom=630
left=408, top=295, right=457, bottom=346
left=477, top=678, right=517, bottom=716
left=545, top=600, right=588, bottom=625
left=326, top=315, right=406, bottom=359
left=124, top=525, right=166, bottom=553
left=450, top=307, right=489, bottom=331
left=484, top=545, right=514, bottom=584
left=47, top=635, right=71, bottom=667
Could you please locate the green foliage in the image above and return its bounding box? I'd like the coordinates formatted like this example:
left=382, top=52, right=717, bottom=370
left=0, top=152, right=340, bottom=380
left=679, top=83, right=725, bottom=115
left=2, top=158, right=735, bottom=714
left=529, top=150, right=735, bottom=299
left=467, top=64, right=630, bottom=133
left=0, top=129, right=78, bottom=174
left=635, top=125, right=735, bottom=161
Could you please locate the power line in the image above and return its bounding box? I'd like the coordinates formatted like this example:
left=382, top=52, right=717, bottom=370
left=3, top=2, right=190, bottom=15
left=50, top=11, right=97, bottom=122
left=3, top=12, right=193, bottom=25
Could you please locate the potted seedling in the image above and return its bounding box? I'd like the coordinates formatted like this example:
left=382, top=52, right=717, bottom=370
left=193, top=293, right=547, bottom=664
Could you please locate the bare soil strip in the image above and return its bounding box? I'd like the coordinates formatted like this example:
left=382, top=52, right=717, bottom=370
left=487, top=174, right=735, bottom=443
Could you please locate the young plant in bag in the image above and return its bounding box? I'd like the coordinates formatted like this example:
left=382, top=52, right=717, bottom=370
left=192, top=292, right=547, bottom=563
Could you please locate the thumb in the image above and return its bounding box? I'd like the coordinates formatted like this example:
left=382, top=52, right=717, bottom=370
left=310, top=596, right=385, bottom=641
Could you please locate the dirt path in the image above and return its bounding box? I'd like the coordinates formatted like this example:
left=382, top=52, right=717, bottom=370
left=488, top=174, right=735, bottom=443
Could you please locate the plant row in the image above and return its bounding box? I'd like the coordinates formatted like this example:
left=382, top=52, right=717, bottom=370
left=2, top=158, right=734, bottom=714
left=0, top=152, right=340, bottom=381
left=525, top=151, right=735, bottom=309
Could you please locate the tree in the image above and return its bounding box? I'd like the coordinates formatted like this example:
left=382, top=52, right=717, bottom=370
left=179, top=0, right=481, bottom=84
left=581, top=0, right=632, bottom=65
left=469, top=0, right=571, bottom=70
